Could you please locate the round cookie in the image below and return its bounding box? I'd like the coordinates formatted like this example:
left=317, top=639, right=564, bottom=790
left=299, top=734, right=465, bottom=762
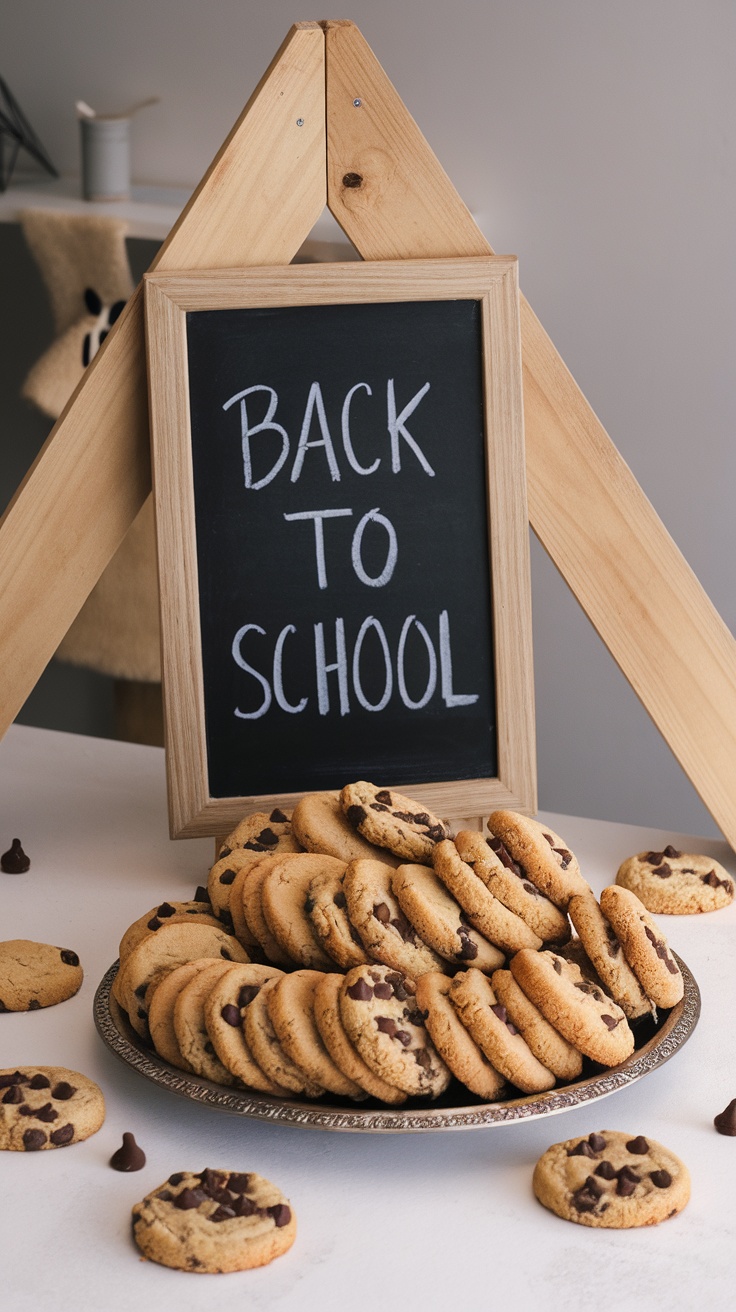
left=173, top=960, right=242, bottom=1085
left=340, top=781, right=450, bottom=863
left=448, top=968, right=556, bottom=1094
left=487, top=811, right=590, bottom=908
left=218, top=808, right=298, bottom=860
left=240, top=857, right=300, bottom=968
left=455, top=829, right=570, bottom=944
left=340, top=964, right=450, bottom=1098
left=599, top=885, right=684, bottom=1008
left=392, top=863, right=505, bottom=972
left=208, top=849, right=269, bottom=928
left=432, top=841, right=541, bottom=954
left=148, top=959, right=219, bottom=1071
left=414, top=972, right=507, bottom=1100
left=132, top=1168, right=296, bottom=1272
left=0, top=939, right=83, bottom=1012
left=343, top=858, right=446, bottom=977
left=490, top=968, right=583, bottom=1082
left=226, top=861, right=268, bottom=956
left=616, top=847, right=734, bottom=915
left=119, top=902, right=220, bottom=962
left=0, top=1065, right=104, bottom=1151
left=261, top=854, right=340, bottom=971
left=203, top=964, right=288, bottom=1095
left=509, top=948, right=635, bottom=1066
left=305, top=866, right=371, bottom=970
left=533, top=1130, right=690, bottom=1228
left=243, top=977, right=325, bottom=1098
left=568, top=892, right=652, bottom=1020
left=116, top=921, right=249, bottom=1040
left=267, top=970, right=365, bottom=1098
left=292, top=790, right=401, bottom=866
left=313, top=973, right=407, bottom=1104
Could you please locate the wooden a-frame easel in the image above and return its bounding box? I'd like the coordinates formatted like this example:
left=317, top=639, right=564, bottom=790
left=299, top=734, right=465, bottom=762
left=3, top=19, right=736, bottom=847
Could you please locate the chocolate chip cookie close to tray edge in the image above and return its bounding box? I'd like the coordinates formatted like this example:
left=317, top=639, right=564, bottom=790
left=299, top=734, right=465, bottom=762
left=533, top=1130, right=690, bottom=1228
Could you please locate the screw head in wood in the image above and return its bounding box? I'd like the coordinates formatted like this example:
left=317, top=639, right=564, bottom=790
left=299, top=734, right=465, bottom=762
left=296, top=118, right=304, bottom=126
left=353, top=98, right=362, bottom=107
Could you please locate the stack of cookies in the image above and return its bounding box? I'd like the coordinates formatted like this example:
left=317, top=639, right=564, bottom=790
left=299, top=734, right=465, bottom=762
left=112, top=783, right=686, bottom=1105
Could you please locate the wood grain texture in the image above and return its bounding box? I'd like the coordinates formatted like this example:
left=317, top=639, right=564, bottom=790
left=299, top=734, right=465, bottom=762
left=0, top=22, right=326, bottom=734
left=144, top=258, right=533, bottom=837
left=323, top=20, right=736, bottom=849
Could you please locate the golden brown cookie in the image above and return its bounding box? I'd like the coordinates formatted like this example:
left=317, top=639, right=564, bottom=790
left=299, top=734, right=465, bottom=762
left=392, top=863, right=505, bottom=972
left=0, top=939, right=83, bottom=1012
left=261, top=854, right=340, bottom=971
left=616, top=846, right=734, bottom=914
left=432, top=840, right=541, bottom=953
left=343, top=858, right=446, bottom=977
left=0, top=1066, right=105, bottom=1151
left=313, top=973, right=407, bottom=1104
left=509, top=948, right=635, bottom=1066
left=490, top=968, right=583, bottom=1082
left=243, top=977, right=324, bottom=1098
left=487, top=811, right=590, bottom=908
left=599, top=885, right=684, bottom=1008
left=203, top=963, right=288, bottom=1094
left=292, top=790, right=400, bottom=865
left=449, top=968, right=556, bottom=1093
left=568, top=892, right=652, bottom=1019
left=415, top=972, right=507, bottom=1100
left=266, top=970, right=365, bottom=1098
left=454, top=829, right=570, bottom=944
left=116, top=921, right=249, bottom=1040
left=305, top=866, right=371, bottom=970
left=341, top=781, right=450, bottom=863
left=339, top=964, right=450, bottom=1098
left=533, top=1130, right=690, bottom=1228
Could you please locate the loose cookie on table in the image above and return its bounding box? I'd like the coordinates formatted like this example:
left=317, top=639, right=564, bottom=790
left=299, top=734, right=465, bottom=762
left=433, top=841, right=540, bottom=954
left=132, top=1169, right=296, bottom=1272
left=392, top=863, right=505, bottom=972
left=341, top=781, right=450, bottom=864
left=0, top=939, right=82, bottom=1011
left=267, top=970, right=365, bottom=1098
left=568, top=892, right=652, bottom=1020
left=510, top=948, right=635, bottom=1066
left=449, top=968, right=556, bottom=1094
left=616, top=847, right=734, bottom=915
left=340, top=963, right=450, bottom=1098
left=415, top=972, right=507, bottom=1100
left=204, top=964, right=288, bottom=1095
left=292, top=790, right=400, bottom=865
left=0, top=1065, right=104, bottom=1151
left=313, top=973, right=407, bottom=1104
left=343, top=858, right=445, bottom=977
left=599, top=885, right=684, bottom=1009
left=487, top=811, right=590, bottom=908
left=455, top=830, right=570, bottom=945
left=490, top=969, right=583, bottom=1082
left=261, top=853, right=340, bottom=971
left=533, top=1130, right=690, bottom=1228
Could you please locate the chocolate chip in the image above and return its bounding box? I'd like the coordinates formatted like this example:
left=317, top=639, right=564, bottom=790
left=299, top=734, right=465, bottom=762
left=147, top=917, right=162, bottom=931
left=426, top=824, right=447, bottom=844
left=347, top=978, right=373, bottom=1001
left=571, top=1176, right=603, bottom=1212
left=238, top=984, right=260, bottom=1007
left=616, top=1167, right=640, bottom=1197
left=490, top=1003, right=508, bottom=1023
left=19, top=1104, right=36, bottom=1116
left=220, top=949, right=233, bottom=960
left=137, top=1008, right=147, bottom=1022
left=626, top=1136, right=649, bottom=1154
left=553, top=959, right=562, bottom=975
left=553, top=848, right=573, bottom=868
left=568, top=1139, right=597, bottom=1158
left=157, top=902, right=175, bottom=917
left=1, top=838, right=30, bottom=873
left=487, top=836, right=524, bottom=877
left=406, top=1008, right=426, bottom=1027
left=714, top=1098, right=736, bottom=1136
left=219, top=868, right=236, bottom=885
left=134, top=983, right=148, bottom=999
left=227, top=1173, right=253, bottom=1193
left=270, top=809, right=288, bottom=823
left=60, top=949, right=80, bottom=967
left=650, top=1170, right=672, bottom=1188
left=643, top=926, right=679, bottom=973
left=219, top=845, right=232, bottom=858
left=663, top=845, right=681, bottom=859
left=51, top=1082, right=76, bottom=1100
left=35, top=1103, right=58, bottom=1122
left=604, top=924, right=620, bottom=957
left=22, top=1129, right=46, bottom=1150
left=232, top=1193, right=258, bottom=1216
left=542, top=833, right=555, bottom=846
left=594, top=1160, right=618, bottom=1179
left=601, top=1014, right=622, bottom=1030
left=28, top=1073, right=50, bottom=1089
left=168, top=1172, right=186, bottom=1185
left=395, top=1029, right=412, bottom=1047
left=28, top=1000, right=41, bottom=1010
left=211, top=1205, right=236, bottom=1222
left=194, top=886, right=210, bottom=904
left=257, top=827, right=279, bottom=847
left=702, top=870, right=732, bottom=891
left=370, top=902, right=390, bottom=925
left=375, top=790, right=392, bottom=805
left=0, top=1072, right=25, bottom=1088
left=243, top=840, right=267, bottom=851
left=333, top=890, right=347, bottom=908
left=652, top=863, right=672, bottom=879
left=371, top=802, right=390, bottom=812
left=268, top=1203, right=291, bottom=1227
left=414, top=1048, right=432, bottom=1069
left=523, top=882, right=540, bottom=897
left=347, top=805, right=367, bottom=827
left=109, top=1132, right=146, bottom=1171
left=393, top=810, right=418, bottom=824
left=304, top=894, right=315, bottom=914
left=2, top=1084, right=24, bottom=1104
left=376, top=1016, right=397, bottom=1037
left=588, top=1133, right=607, bottom=1152
left=456, top=927, right=478, bottom=960
left=219, top=910, right=234, bottom=930
left=175, top=1188, right=204, bottom=1210
left=157, top=1190, right=173, bottom=1201
left=204, top=1041, right=215, bottom=1055
left=373, top=981, right=393, bottom=999
left=646, top=851, right=665, bottom=865
left=221, top=1003, right=241, bottom=1027
left=390, top=913, right=418, bottom=944
left=50, top=1123, right=74, bottom=1146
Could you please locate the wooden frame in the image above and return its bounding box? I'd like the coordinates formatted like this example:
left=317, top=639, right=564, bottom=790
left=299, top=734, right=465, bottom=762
left=145, top=256, right=535, bottom=837
left=3, top=19, right=736, bottom=847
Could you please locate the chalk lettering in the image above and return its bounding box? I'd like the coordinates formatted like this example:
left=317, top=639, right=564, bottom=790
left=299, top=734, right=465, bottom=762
left=397, top=615, right=437, bottom=710
left=352, top=617, right=393, bottom=712
left=341, top=383, right=380, bottom=475
left=273, top=625, right=307, bottom=713
left=232, top=624, right=272, bottom=719
left=387, top=380, right=434, bottom=476
left=283, top=508, right=353, bottom=590
left=222, top=385, right=289, bottom=491
left=291, top=382, right=341, bottom=483
left=351, top=508, right=398, bottom=588
left=314, top=619, right=350, bottom=716
left=439, top=609, right=478, bottom=706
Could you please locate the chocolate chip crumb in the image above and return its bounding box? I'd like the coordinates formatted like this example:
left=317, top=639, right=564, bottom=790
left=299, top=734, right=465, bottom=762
left=1, top=838, right=30, bottom=873
left=714, top=1098, right=736, bottom=1135
left=110, top=1132, right=146, bottom=1171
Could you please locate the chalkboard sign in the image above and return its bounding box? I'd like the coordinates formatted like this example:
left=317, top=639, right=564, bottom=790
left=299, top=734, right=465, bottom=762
left=145, top=258, right=535, bottom=837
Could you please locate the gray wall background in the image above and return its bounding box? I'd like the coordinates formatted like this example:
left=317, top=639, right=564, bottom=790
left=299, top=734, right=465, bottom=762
left=3, top=1, right=735, bottom=838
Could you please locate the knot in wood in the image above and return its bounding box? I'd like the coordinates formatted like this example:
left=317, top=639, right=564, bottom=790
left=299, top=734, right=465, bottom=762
left=342, top=172, right=363, bottom=189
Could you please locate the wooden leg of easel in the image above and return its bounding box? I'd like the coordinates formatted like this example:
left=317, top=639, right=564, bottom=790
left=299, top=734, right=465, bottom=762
left=323, top=19, right=736, bottom=849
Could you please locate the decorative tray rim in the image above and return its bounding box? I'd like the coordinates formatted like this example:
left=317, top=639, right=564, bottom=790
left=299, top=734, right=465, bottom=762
left=93, top=954, right=700, bottom=1134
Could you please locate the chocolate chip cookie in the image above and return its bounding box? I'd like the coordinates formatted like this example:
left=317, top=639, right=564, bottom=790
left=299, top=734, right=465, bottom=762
left=616, top=847, right=734, bottom=914
left=267, top=970, right=365, bottom=1098
left=132, top=1169, right=296, bottom=1272
left=454, top=829, right=570, bottom=944
left=509, top=948, right=635, bottom=1066
left=292, top=790, right=400, bottom=865
left=116, top=921, right=249, bottom=1040
left=313, top=973, right=407, bottom=1104
left=203, top=964, right=288, bottom=1094
left=0, top=939, right=83, bottom=1011
left=243, top=977, right=325, bottom=1098
left=599, top=885, right=684, bottom=1008
left=487, top=811, right=590, bottom=908
left=148, top=959, right=219, bottom=1071
left=432, top=840, right=541, bottom=953
left=533, top=1130, right=690, bottom=1228
left=392, top=863, right=505, bottom=972
left=341, top=781, right=450, bottom=863
left=343, top=858, right=445, bottom=977
left=568, top=891, right=652, bottom=1019
left=261, top=854, right=340, bottom=971
left=490, top=968, right=583, bottom=1082
left=339, top=963, right=450, bottom=1098
left=118, top=901, right=220, bottom=962
left=305, top=866, right=371, bottom=970
left=0, top=1066, right=105, bottom=1150
left=449, top=968, right=556, bottom=1093
left=414, top=971, right=507, bottom=1100
left=173, top=960, right=241, bottom=1085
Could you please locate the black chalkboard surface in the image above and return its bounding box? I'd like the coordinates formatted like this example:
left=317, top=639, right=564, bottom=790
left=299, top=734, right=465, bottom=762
left=186, top=298, right=494, bottom=798
left=145, top=258, right=535, bottom=837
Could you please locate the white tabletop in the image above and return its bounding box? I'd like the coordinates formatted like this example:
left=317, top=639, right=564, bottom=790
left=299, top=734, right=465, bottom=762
left=1, top=723, right=734, bottom=1311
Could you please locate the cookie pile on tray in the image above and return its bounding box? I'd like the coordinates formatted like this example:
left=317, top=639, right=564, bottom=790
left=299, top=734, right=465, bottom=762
left=112, top=783, right=686, bottom=1105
